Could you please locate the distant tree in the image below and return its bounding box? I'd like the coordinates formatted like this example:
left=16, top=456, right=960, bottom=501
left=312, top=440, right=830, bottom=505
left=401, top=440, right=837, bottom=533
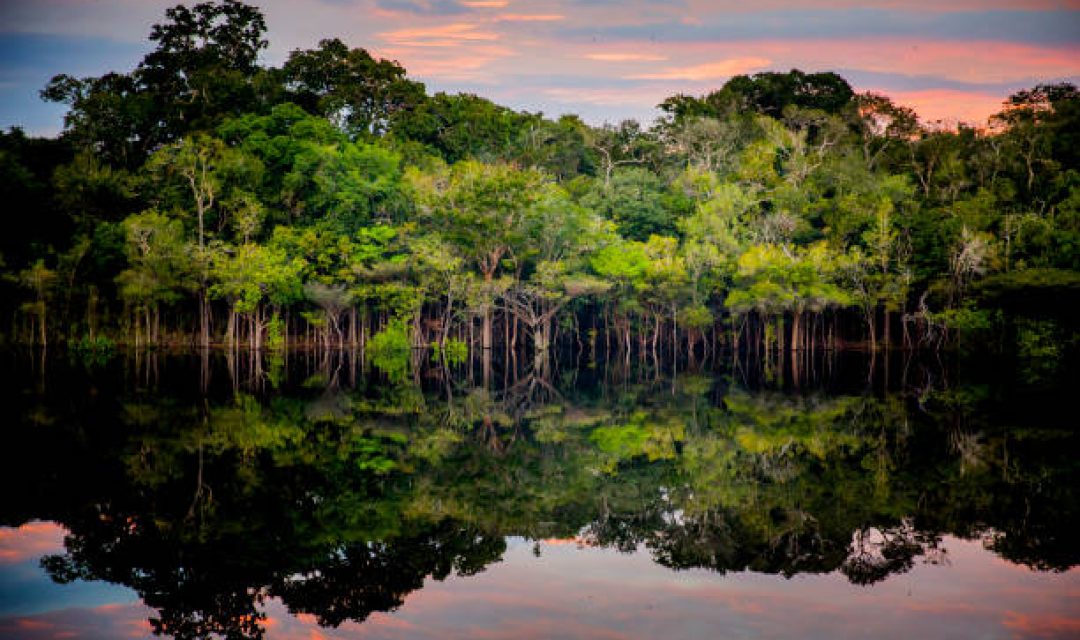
left=660, top=70, right=855, bottom=122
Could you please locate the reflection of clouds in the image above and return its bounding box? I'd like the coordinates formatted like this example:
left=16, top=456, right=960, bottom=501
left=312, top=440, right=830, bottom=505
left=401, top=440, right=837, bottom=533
left=0, top=522, right=65, bottom=564
left=1003, top=611, right=1080, bottom=639
left=0, top=535, right=1076, bottom=638
left=254, top=536, right=1080, bottom=639
left=0, top=602, right=152, bottom=640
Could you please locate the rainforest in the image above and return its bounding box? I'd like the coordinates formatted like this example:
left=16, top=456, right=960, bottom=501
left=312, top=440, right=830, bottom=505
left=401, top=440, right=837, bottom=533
left=2, top=1, right=1077, bottom=364
left=1, top=1, right=1078, bottom=639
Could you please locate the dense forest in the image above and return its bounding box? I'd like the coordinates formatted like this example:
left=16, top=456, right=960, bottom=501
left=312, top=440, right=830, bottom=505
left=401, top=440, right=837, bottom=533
left=3, top=0, right=1078, bottom=369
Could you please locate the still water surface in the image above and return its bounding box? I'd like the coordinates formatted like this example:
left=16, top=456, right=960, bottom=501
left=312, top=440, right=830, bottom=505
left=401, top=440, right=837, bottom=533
left=0, top=349, right=1076, bottom=638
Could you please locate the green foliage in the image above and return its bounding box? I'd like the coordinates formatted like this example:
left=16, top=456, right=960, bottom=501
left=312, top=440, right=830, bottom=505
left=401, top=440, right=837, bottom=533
left=71, top=334, right=116, bottom=367
left=209, top=243, right=304, bottom=314
left=368, top=321, right=411, bottom=380
left=266, top=312, right=285, bottom=350
left=283, top=38, right=426, bottom=139
left=432, top=338, right=468, bottom=367
left=726, top=243, right=850, bottom=317
left=1016, top=318, right=1060, bottom=361
left=590, top=241, right=649, bottom=283
left=681, top=305, right=714, bottom=330
left=661, top=70, right=855, bottom=121
left=4, top=0, right=1078, bottom=354
left=116, top=210, right=190, bottom=310
left=937, top=306, right=1000, bottom=332
left=589, top=411, right=685, bottom=472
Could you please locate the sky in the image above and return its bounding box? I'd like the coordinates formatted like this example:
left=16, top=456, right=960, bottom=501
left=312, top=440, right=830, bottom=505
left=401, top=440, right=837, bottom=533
left=1, top=0, right=1079, bottom=136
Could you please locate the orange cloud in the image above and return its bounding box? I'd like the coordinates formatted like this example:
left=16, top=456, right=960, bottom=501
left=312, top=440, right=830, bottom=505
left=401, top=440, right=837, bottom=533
left=868, top=88, right=1008, bottom=125
left=630, top=57, right=772, bottom=80
left=460, top=0, right=510, bottom=6
left=1002, top=611, right=1080, bottom=638
left=379, top=44, right=515, bottom=81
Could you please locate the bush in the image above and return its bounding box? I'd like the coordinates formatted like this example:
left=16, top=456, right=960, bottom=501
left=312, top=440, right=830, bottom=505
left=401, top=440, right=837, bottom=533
left=368, top=321, right=411, bottom=380
left=71, top=335, right=116, bottom=367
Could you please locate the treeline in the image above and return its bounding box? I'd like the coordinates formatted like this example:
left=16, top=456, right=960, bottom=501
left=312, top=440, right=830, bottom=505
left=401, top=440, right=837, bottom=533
left=2, top=0, right=1078, bottom=363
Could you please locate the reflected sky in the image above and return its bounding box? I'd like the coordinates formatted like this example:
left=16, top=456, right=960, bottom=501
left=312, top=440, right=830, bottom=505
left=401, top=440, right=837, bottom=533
left=1, top=522, right=1077, bottom=639
left=0, top=523, right=142, bottom=622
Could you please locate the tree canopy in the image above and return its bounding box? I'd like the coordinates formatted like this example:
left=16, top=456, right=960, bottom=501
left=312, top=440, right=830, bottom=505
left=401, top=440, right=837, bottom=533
left=4, top=0, right=1078, bottom=365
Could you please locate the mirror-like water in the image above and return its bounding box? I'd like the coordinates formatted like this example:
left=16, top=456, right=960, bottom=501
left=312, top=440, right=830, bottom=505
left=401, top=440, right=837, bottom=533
left=0, top=349, right=1076, bottom=639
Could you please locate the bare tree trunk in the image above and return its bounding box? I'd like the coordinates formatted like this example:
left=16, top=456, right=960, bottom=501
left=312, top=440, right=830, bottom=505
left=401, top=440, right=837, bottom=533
left=884, top=308, right=891, bottom=348
left=199, top=292, right=210, bottom=349
left=790, top=312, right=800, bottom=355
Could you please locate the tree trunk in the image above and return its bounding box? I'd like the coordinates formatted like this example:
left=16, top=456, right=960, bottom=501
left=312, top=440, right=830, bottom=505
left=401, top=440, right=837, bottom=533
left=482, top=279, right=494, bottom=351
left=199, top=292, right=210, bottom=349
left=868, top=309, right=877, bottom=351
left=790, top=312, right=800, bottom=355
left=884, top=308, right=891, bottom=348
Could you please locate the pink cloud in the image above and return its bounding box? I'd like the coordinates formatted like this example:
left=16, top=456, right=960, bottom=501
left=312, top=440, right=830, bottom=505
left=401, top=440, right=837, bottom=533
left=378, top=44, right=516, bottom=81
left=378, top=23, right=500, bottom=47
left=630, top=57, right=773, bottom=80
left=581, top=38, right=1080, bottom=85
left=0, top=602, right=154, bottom=640
left=495, top=14, right=565, bottom=22
left=680, top=0, right=1080, bottom=12
left=875, top=88, right=1009, bottom=125
left=1002, top=611, right=1080, bottom=639
left=0, top=522, right=66, bottom=564
left=586, top=53, right=669, bottom=62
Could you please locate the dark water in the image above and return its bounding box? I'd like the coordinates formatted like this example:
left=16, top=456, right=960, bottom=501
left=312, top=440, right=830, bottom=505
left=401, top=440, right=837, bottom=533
left=0, top=349, right=1077, bottom=639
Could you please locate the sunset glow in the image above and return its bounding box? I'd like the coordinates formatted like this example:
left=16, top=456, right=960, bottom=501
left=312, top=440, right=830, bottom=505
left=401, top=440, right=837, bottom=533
left=1, top=0, right=1077, bottom=131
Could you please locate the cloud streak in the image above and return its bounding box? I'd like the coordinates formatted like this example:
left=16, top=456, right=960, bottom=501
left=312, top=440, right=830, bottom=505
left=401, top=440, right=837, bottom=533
left=585, top=53, right=669, bottom=61
left=379, top=23, right=500, bottom=46
left=495, top=14, right=566, bottom=22
left=630, top=57, right=772, bottom=80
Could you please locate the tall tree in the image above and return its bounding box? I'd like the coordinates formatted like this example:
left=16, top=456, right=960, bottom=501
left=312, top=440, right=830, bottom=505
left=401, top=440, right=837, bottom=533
left=410, top=160, right=549, bottom=352
left=283, top=38, right=426, bottom=139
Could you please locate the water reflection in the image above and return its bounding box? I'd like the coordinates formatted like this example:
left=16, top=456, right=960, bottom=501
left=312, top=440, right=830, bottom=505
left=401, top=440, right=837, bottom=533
left=0, top=349, right=1076, bottom=638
